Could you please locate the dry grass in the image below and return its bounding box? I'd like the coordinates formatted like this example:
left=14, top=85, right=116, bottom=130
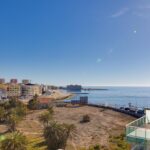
left=53, top=106, right=134, bottom=149
left=0, top=106, right=135, bottom=149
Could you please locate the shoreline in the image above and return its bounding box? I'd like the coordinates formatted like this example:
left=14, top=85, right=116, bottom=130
left=88, top=103, right=143, bottom=118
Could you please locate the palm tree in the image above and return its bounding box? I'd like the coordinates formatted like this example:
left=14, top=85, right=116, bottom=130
left=0, top=106, right=6, bottom=122
left=0, top=131, right=27, bottom=150
left=14, top=104, right=27, bottom=117
left=39, top=111, right=53, bottom=126
left=9, top=97, right=19, bottom=108
left=7, top=108, right=24, bottom=132
left=28, top=94, right=39, bottom=110
left=39, top=106, right=54, bottom=126
left=7, top=113, right=21, bottom=132
left=47, top=106, right=54, bottom=115
left=44, top=121, right=75, bottom=150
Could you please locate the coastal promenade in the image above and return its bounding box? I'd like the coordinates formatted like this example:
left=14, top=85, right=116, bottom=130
left=88, top=103, right=144, bottom=118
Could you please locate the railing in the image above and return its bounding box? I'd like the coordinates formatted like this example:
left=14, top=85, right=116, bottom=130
left=126, top=116, right=146, bottom=128
left=126, top=115, right=150, bottom=150
left=127, top=126, right=150, bottom=139
left=126, top=116, right=150, bottom=141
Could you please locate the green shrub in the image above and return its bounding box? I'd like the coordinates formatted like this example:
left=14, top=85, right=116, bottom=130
left=44, top=121, right=75, bottom=150
left=109, top=134, right=130, bottom=150
left=89, top=144, right=100, bottom=150
left=0, top=131, right=27, bottom=150
left=28, top=94, right=39, bottom=110
left=80, top=115, right=90, bottom=123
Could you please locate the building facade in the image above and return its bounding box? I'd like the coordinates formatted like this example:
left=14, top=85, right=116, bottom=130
left=0, top=84, right=7, bottom=91
left=0, top=78, right=5, bottom=84
left=0, top=89, right=7, bottom=100
left=10, top=79, right=18, bottom=84
left=0, top=83, right=8, bottom=100
left=7, top=83, right=21, bottom=97
left=22, top=79, right=30, bottom=85
left=21, top=83, right=42, bottom=97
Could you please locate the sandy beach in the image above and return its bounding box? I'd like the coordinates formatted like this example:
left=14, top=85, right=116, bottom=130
left=40, top=90, right=73, bottom=100
left=21, top=89, right=73, bottom=104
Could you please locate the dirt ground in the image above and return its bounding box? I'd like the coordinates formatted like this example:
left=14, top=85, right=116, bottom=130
left=0, top=106, right=135, bottom=149
left=53, top=106, right=134, bottom=149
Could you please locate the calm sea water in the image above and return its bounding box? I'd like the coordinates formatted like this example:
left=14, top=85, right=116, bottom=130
left=82, top=86, right=150, bottom=108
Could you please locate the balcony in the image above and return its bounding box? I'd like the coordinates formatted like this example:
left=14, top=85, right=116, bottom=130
left=126, top=110, right=150, bottom=150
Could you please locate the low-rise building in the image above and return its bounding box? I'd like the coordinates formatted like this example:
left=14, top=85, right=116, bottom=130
left=40, top=84, right=48, bottom=94
left=38, top=98, right=52, bottom=109
left=66, top=85, right=82, bottom=91
left=0, top=84, right=8, bottom=100
left=0, top=84, right=7, bottom=91
left=0, top=90, right=7, bottom=100
left=0, top=78, right=5, bottom=84
left=21, top=83, right=42, bottom=97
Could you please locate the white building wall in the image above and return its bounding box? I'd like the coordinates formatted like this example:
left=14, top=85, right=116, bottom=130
left=146, top=109, right=150, bottom=123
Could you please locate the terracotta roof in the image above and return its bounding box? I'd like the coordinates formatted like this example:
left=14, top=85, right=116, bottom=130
left=39, top=98, right=53, bottom=104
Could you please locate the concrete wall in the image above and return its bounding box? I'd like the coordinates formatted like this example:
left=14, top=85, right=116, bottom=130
left=146, top=109, right=150, bottom=123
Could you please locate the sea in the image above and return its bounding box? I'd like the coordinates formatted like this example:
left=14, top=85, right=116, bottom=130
left=75, top=86, right=150, bottom=109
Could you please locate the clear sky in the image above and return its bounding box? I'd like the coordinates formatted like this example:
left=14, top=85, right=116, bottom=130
left=0, top=0, right=150, bottom=86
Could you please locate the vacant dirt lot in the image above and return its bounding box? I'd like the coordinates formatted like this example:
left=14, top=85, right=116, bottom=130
left=0, top=106, right=135, bottom=149
left=53, top=106, right=134, bottom=149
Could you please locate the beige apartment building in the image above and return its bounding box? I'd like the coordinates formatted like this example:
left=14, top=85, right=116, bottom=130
left=0, top=84, right=7, bottom=91
left=21, top=83, right=42, bottom=97
left=7, top=83, right=21, bottom=97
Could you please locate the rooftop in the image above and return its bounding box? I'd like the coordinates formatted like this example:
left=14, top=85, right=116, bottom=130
left=25, top=83, right=36, bottom=86
left=38, top=98, right=53, bottom=104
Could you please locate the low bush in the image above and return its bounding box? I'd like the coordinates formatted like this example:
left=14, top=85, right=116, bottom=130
left=89, top=144, right=100, bottom=150
left=80, top=115, right=90, bottom=123
left=109, top=134, right=131, bottom=150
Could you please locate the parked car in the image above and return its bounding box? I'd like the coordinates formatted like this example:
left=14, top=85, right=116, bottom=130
left=120, top=107, right=124, bottom=110
left=125, top=107, right=130, bottom=111
left=137, top=110, right=144, bottom=115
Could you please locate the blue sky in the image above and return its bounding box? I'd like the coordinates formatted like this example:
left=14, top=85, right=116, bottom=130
left=0, top=0, right=150, bottom=86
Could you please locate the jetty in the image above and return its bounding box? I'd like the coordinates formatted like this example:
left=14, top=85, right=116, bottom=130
left=82, top=88, right=108, bottom=91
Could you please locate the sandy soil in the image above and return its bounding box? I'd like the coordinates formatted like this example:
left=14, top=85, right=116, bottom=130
left=48, top=90, right=72, bottom=100
left=53, top=106, right=134, bottom=149
left=9, top=106, right=135, bottom=149
left=0, top=125, right=7, bottom=134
